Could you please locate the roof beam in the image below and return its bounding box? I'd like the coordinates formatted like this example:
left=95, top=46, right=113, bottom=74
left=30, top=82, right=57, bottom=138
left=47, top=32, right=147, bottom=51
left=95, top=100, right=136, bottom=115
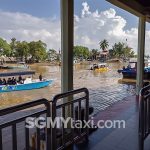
left=106, top=0, right=144, bottom=17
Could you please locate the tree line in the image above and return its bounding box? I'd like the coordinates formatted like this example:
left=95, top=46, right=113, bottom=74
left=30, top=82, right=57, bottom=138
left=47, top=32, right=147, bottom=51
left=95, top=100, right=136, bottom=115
left=0, top=37, right=135, bottom=63
left=0, top=38, right=47, bottom=62
left=74, top=39, right=135, bottom=60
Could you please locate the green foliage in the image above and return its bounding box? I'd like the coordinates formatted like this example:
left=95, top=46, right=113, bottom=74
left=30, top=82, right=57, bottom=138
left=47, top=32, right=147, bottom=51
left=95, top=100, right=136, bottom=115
left=111, top=42, right=135, bottom=59
left=74, top=46, right=90, bottom=59
left=91, top=49, right=98, bottom=60
left=0, top=38, right=12, bottom=57
left=99, top=39, right=109, bottom=51
left=28, top=40, right=47, bottom=62
left=47, top=49, right=59, bottom=61
left=0, top=36, right=136, bottom=63
left=10, top=38, right=17, bottom=56
left=15, top=41, right=29, bottom=61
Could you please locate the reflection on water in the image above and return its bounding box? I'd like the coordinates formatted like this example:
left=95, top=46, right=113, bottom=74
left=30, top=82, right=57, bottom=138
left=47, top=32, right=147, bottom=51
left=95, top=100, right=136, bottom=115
left=0, top=62, right=135, bottom=113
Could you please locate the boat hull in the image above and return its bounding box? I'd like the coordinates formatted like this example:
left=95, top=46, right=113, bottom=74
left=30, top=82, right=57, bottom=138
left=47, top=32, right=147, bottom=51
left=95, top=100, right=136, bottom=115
left=0, top=65, right=9, bottom=69
left=122, top=71, right=150, bottom=79
left=7, top=66, right=29, bottom=69
left=94, top=68, right=109, bottom=72
left=0, top=80, right=53, bottom=92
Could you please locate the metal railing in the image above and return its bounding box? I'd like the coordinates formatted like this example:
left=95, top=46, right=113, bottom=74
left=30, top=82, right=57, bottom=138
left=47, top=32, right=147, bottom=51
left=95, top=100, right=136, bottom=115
left=52, top=88, right=89, bottom=150
left=139, top=85, right=150, bottom=150
left=0, top=88, right=89, bottom=150
left=0, top=98, right=51, bottom=150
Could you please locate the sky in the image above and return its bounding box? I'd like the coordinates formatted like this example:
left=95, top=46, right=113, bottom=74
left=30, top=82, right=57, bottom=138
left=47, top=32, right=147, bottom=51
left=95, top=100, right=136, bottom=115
left=0, top=0, right=150, bottom=54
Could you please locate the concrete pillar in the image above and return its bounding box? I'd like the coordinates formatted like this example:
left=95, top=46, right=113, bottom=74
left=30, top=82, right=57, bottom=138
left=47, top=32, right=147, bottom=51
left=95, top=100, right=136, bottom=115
left=136, top=16, right=146, bottom=95
left=61, top=0, right=74, bottom=94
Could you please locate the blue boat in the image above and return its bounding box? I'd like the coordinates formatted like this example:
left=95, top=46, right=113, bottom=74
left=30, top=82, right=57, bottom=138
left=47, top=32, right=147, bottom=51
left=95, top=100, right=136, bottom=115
left=0, top=80, right=53, bottom=92
left=0, top=71, right=53, bottom=92
left=118, top=61, right=150, bottom=79
left=121, top=67, right=150, bottom=79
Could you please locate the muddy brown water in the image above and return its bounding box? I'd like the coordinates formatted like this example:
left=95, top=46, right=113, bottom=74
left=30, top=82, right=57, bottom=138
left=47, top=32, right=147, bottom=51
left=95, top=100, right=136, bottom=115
left=0, top=62, right=135, bottom=114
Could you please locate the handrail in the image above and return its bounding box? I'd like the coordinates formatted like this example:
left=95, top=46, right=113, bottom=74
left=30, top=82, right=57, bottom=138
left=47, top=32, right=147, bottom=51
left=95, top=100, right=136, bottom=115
left=0, top=98, right=50, bottom=116
left=52, top=88, right=89, bottom=103
left=0, top=88, right=90, bottom=150
left=52, top=88, right=89, bottom=150
left=0, top=98, right=51, bottom=150
left=139, top=84, right=150, bottom=150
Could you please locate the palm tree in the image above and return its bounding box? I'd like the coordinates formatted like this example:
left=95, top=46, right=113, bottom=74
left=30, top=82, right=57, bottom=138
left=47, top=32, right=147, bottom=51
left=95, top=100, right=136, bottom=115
left=10, top=38, right=16, bottom=56
left=99, top=39, right=109, bottom=51
left=91, top=49, right=98, bottom=60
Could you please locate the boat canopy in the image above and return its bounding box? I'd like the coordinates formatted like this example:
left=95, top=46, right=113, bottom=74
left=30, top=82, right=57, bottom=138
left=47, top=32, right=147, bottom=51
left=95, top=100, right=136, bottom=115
left=17, top=62, right=26, bottom=64
left=0, top=71, right=35, bottom=77
left=98, top=63, right=107, bottom=66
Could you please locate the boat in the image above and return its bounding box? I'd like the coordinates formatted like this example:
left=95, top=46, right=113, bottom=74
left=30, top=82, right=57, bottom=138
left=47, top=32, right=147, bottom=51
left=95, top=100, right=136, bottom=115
left=0, top=71, right=53, bottom=92
left=117, top=61, right=136, bottom=73
left=7, top=62, right=29, bottom=69
left=90, top=63, right=109, bottom=72
left=0, top=65, right=9, bottom=69
left=107, top=58, right=121, bottom=63
left=118, top=61, right=150, bottom=79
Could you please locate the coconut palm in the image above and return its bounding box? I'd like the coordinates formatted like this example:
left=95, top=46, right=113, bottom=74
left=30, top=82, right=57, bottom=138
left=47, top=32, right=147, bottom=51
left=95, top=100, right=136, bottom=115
left=99, top=39, right=109, bottom=51
left=91, top=49, right=98, bottom=60
left=10, top=38, right=16, bottom=56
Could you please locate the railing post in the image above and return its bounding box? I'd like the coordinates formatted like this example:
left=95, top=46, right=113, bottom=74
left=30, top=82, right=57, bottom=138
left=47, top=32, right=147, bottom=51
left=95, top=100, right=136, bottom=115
left=139, top=94, right=144, bottom=150
left=51, top=101, right=57, bottom=150
left=136, top=16, right=146, bottom=95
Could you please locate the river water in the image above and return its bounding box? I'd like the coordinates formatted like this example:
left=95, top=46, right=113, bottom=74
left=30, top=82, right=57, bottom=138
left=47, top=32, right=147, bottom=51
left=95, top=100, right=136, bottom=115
left=0, top=62, right=136, bottom=114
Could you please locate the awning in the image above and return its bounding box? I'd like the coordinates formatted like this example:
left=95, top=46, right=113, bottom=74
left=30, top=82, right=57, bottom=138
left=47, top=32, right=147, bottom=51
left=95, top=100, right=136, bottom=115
left=0, top=71, right=35, bottom=77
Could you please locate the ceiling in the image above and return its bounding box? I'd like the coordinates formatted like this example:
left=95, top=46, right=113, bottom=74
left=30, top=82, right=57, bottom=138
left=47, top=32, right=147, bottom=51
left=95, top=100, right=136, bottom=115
left=136, top=0, right=150, bottom=7
left=107, top=0, right=150, bottom=22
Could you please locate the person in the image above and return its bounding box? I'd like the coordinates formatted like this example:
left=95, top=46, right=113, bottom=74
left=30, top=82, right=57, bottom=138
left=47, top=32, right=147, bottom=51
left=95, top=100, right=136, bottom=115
left=7, top=78, right=12, bottom=85
left=12, top=77, right=16, bottom=85
left=127, top=64, right=131, bottom=69
left=2, top=78, right=6, bottom=85
left=122, top=66, right=125, bottom=70
left=39, top=74, right=42, bottom=81
left=18, top=75, right=22, bottom=83
left=0, top=78, right=2, bottom=85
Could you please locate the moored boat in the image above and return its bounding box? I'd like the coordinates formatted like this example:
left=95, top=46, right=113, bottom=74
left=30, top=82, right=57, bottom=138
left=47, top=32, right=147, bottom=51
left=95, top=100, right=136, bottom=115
left=118, top=61, right=150, bottom=79
left=7, top=62, right=29, bottom=69
left=0, top=65, right=9, bottom=69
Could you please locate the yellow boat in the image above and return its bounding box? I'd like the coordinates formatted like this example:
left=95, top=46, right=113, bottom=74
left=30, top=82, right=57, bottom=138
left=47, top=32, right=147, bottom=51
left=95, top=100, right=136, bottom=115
left=90, top=63, right=109, bottom=72
left=95, top=67, right=109, bottom=72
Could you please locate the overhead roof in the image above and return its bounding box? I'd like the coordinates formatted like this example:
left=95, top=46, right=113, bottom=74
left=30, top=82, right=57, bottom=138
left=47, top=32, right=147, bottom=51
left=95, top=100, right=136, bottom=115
left=0, top=71, right=35, bottom=77
left=106, top=0, right=150, bottom=22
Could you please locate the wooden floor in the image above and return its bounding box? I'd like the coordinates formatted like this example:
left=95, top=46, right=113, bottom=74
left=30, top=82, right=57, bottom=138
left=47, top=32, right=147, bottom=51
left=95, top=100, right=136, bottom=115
left=74, top=96, right=150, bottom=150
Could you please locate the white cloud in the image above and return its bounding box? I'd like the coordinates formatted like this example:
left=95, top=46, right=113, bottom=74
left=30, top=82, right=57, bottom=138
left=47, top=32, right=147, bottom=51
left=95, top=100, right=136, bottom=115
left=0, top=10, right=61, bottom=50
left=0, top=2, right=150, bottom=54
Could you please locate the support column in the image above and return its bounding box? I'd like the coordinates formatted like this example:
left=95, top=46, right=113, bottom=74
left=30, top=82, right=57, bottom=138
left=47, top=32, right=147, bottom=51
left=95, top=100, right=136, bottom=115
left=61, top=0, right=74, bottom=94
left=136, top=16, right=146, bottom=95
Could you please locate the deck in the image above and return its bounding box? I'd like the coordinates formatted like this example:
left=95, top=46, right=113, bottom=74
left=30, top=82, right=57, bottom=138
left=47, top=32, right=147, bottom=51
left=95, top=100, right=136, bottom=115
left=1, top=94, right=150, bottom=150
left=74, top=95, right=150, bottom=150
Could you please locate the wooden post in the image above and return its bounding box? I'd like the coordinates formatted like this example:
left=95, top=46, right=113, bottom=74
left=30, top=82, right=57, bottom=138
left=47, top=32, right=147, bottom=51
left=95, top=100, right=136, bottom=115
left=136, top=16, right=146, bottom=95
